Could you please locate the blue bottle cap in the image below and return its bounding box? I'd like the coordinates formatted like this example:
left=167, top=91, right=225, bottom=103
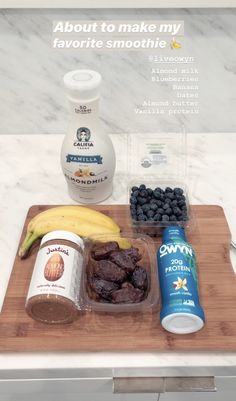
left=162, top=226, right=186, bottom=242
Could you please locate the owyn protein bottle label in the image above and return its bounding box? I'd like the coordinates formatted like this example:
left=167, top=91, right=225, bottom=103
left=157, top=226, right=205, bottom=334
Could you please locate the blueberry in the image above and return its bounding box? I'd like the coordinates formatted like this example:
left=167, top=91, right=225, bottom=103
left=150, top=199, right=158, bottom=204
left=182, top=205, right=187, bottom=212
left=173, top=207, right=182, bottom=216
left=155, top=187, right=162, bottom=193
left=153, top=190, right=161, bottom=200
left=163, top=203, right=169, bottom=210
left=171, top=200, right=178, bottom=207
left=174, top=187, right=183, bottom=195
left=165, top=187, right=173, bottom=193
left=131, top=186, right=139, bottom=192
left=180, top=195, right=186, bottom=201
left=137, top=214, right=146, bottom=221
left=178, top=200, right=186, bottom=208
left=154, top=213, right=161, bottom=221
left=147, top=210, right=155, bottom=218
left=170, top=215, right=177, bottom=221
left=150, top=204, right=158, bottom=211
left=177, top=214, right=183, bottom=221
left=166, top=208, right=172, bottom=216
left=137, top=208, right=144, bottom=216
left=139, top=189, right=148, bottom=198
left=139, top=184, right=146, bottom=190
left=157, top=208, right=164, bottom=215
left=160, top=193, right=165, bottom=201
left=166, top=192, right=174, bottom=200
left=165, top=198, right=172, bottom=204
left=157, top=200, right=163, bottom=207
left=162, top=214, right=170, bottom=221
left=130, top=196, right=137, bottom=204
left=175, top=195, right=182, bottom=201
left=137, top=197, right=147, bottom=205
left=147, top=188, right=153, bottom=195
left=142, top=204, right=151, bottom=213
left=132, top=190, right=139, bottom=197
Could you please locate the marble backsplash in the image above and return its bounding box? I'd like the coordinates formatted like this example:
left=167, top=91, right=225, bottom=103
left=0, top=8, right=236, bottom=135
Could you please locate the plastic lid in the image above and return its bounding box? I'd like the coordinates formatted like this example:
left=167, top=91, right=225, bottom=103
left=41, top=230, right=84, bottom=248
left=161, top=313, right=204, bottom=334
left=162, top=226, right=186, bottom=242
left=64, top=69, right=101, bottom=101
left=127, top=131, right=186, bottom=181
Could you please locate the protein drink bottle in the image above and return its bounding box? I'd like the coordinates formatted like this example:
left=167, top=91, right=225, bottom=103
left=61, top=70, right=116, bottom=203
left=157, top=226, right=205, bottom=334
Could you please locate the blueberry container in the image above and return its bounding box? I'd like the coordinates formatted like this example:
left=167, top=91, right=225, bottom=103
left=79, top=232, right=159, bottom=313
left=127, top=132, right=194, bottom=236
left=129, top=180, right=192, bottom=236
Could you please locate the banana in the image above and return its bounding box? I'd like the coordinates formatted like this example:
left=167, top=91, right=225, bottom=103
left=19, top=209, right=130, bottom=258
left=90, top=234, right=131, bottom=250
left=28, top=206, right=120, bottom=233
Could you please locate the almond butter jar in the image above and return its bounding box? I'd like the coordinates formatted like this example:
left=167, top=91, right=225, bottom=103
left=25, top=230, right=84, bottom=324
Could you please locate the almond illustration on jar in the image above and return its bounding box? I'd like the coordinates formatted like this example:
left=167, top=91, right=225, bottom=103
left=44, top=253, right=64, bottom=281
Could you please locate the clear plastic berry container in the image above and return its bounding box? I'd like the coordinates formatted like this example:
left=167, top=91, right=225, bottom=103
left=129, top=180, right=192, bottom=237
left=79, top=232, right=159, bottom=313
left=126, top=131, right=194, bottom=236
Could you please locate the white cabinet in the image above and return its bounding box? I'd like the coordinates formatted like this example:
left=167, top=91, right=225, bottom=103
left=0, top=393, right=157, bottom=401
left=0, top=377, right=235, bottom=401
left=147, top=378, right=236, bottom=401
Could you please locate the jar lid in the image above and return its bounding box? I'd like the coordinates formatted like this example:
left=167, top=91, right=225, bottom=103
left=41, top=230, right=84, bottom=249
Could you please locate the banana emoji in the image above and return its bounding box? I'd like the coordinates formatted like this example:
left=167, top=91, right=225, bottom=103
left=19, top=206, right=130, bottom=258
left=170, top=38, right=181, bottom=49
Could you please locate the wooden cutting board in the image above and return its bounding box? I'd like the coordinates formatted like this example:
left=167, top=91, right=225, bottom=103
left=0, top=204, right=235, bottom=352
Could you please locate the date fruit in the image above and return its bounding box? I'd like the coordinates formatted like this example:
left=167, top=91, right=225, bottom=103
left=123, top=247, right=142, bottom=263
left=92, top=241, right=119, bottom=260
left=93, top=260, right=126, bottom=283
left=109, top=251, right=136, bottom=273
left=87, top=241, right=149, bottom=304
left=111, top=286, right=144, bottom=304
left=89, top=277, right=119, bottom=300
left=131, top=266, right=148, bottom=290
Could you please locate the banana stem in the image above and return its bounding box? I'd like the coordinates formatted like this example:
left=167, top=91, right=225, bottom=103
left=18, top=231, right=39, bottom=259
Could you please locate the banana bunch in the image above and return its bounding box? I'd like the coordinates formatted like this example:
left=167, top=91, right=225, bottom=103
left=19, top=206, right=130, bottom=258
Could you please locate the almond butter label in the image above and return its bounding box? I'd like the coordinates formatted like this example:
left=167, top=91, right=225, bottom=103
left=44, top=253, right=65, bottom=282
left=27, top=244, right=83, bottom=303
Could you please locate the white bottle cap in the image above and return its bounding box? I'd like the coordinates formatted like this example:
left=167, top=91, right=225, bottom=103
left=41, top=230, right=84, bottom=249
left=64, top=69, right=101, bottom=101
left=161, top=313, right=204, bottom=334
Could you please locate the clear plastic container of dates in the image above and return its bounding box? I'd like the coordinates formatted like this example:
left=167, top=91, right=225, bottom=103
left=78, top=232, right=159, bottom=313
left=127, top=131, right=195, bottom=236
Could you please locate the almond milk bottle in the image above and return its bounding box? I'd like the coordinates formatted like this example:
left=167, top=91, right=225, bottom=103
left=61, top=70, right=116, bottom=203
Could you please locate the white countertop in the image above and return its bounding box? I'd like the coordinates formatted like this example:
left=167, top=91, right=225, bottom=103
left=0, top=133, right=236, bottom=378
left=1, top=0, right=236, bottom=8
